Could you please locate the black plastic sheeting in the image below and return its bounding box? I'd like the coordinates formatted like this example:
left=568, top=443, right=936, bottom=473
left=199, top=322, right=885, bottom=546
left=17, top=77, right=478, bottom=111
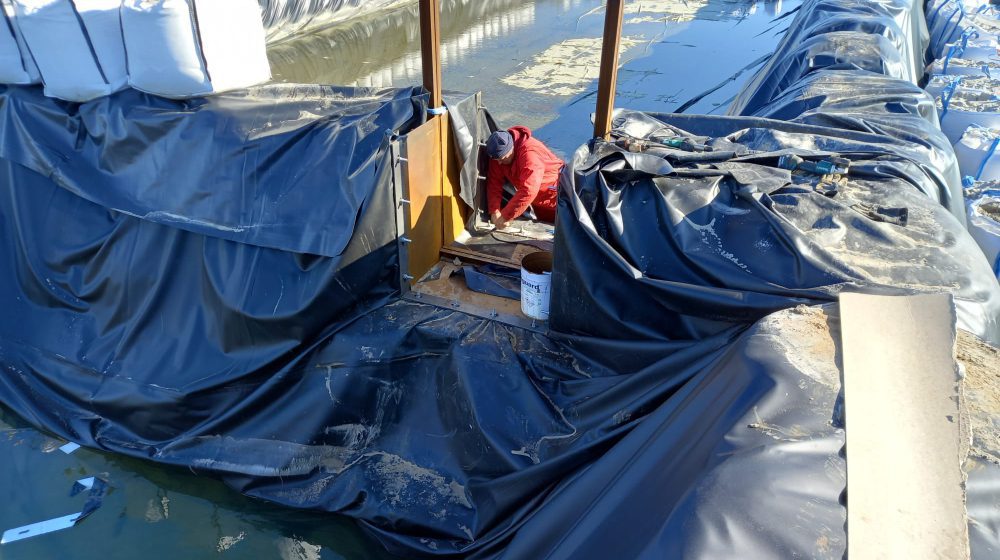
left=0, top=1, right=999, bottom=559
left=552, top=110, right=999, bottom=344
left=732, top=0, right=928, bottom=114
left=728, top=0, right=969, bottom=221
left=0, top=84, right=426, bottom=258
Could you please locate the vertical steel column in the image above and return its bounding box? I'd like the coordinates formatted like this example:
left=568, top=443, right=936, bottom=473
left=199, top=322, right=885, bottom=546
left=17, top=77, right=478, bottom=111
left=594, top=0, right=625, bottom=139
left=419, top=0, right=443, bottom=110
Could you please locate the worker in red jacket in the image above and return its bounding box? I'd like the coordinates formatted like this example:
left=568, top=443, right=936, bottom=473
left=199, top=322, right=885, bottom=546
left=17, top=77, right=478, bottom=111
left=486, top=126, right=564, bottom=229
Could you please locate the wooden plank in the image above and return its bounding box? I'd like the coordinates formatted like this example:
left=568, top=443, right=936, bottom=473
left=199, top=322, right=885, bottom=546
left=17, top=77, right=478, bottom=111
left=404, top=119, right=444, bottom=283
left=419, top=0, right=442, bottom=109
left=594, top=0, right=624, bottom=140
left=412, top=262, right=523, bottom=317
left=440, top=245, right=517, bottom=269
left=441, top=113, right=468, bottom=245
left=840, top=293, right=969, bottom=560
left=441, top=243, right=538, bottom=270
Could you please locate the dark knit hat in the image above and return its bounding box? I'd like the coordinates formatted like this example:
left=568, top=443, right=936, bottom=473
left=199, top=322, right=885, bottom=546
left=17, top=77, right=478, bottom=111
left=486, top=130, right=514, bottom=159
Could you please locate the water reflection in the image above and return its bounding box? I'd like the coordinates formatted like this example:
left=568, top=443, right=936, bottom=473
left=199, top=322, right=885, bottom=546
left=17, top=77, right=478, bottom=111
left=262, top=0, right=410, bottom=44
left=269, top=0, right=548, bottom=86
left=0, top=413, right=393, bottom=560
left=267, top=0, right=790, bottom=154
left=269, top=0, right=787, bottom=96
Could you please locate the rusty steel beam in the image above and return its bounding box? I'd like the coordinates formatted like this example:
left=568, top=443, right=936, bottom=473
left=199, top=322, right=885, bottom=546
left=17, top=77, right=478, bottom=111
left=419, top=0, right=443, bottom=110
left=594, top=0, right=624, bottom=139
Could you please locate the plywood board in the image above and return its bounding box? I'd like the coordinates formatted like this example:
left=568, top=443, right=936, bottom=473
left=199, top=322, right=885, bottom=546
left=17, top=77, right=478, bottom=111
left=441, top=112, right=468, bottom=245
left=441, top=243, right=539, bottom=270
left=412, top=262, right=523, bottom=318
left=840, top=293, right=969, bottom=560
left=404, top=118, right=445, bottom=283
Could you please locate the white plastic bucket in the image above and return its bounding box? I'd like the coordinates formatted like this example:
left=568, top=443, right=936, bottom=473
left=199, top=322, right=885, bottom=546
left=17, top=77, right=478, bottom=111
left=520, top=251, right=552, bottom=321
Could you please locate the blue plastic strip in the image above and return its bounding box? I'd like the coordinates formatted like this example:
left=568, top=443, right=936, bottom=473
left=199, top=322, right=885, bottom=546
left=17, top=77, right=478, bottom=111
left=940, top=80, right=960, bottom=119
left=944, top=44, right=960, bottom=74
left=428, top=106, right=447, bottom=115
left=942, top=14, right=966, bottom=47
left=960, top=29, right=980, bottom=51
left=975, top=137, right=1000, bottom=181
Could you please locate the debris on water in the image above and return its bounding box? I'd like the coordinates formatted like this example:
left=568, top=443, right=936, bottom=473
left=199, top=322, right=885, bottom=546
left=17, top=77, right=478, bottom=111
left=217, top=532, right=247, bottom=552
left=502, top=37, right=642, bottom=97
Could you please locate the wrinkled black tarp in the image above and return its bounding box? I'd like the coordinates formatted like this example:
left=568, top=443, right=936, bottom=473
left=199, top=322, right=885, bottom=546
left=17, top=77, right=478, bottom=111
left=731, top=0, right=928, bottom=115
left=551, top=110, right=999, bottom=344
left=0, top=84, right=426, bottom=257
left=726, top=0, right=969, bottom=221
left=1, top=0, right=999, bottom=558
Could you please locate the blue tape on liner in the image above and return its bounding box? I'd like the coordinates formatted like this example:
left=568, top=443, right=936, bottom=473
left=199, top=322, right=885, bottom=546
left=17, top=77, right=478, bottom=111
left=428, top=106, right=447, bottom=115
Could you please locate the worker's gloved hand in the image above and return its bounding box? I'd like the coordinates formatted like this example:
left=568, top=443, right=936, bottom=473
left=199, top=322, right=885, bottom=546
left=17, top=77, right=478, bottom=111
left=491, top=210, right=508, bottom=230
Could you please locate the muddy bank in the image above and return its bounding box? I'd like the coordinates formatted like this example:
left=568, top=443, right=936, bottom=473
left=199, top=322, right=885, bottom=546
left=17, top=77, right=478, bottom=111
left=958, top=329, right=1000, bottom=465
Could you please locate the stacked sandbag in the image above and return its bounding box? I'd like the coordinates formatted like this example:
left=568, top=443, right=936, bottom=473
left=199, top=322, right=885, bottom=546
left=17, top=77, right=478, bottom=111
left=926, top=0, right=999, bottom=60
left=121, top=0, right=270, bottom=98
left=924, top=0, right=1000, bottom=76
left=964, top=182, right=1000, bottom=278
left=925, top=74, right=1000, bottom=143
left=954, top=125, right=1000, bottom=179
left=9, top=0, right=126, bottom=101
left=922, top=2, right=1000, bottom=282
left=0, top=0, right=38, bottom=84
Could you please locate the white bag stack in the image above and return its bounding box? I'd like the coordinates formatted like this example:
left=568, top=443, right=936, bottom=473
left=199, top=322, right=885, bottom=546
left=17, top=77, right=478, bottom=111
left=954, top=126, right=1000, bottom=181
left=122, top=0, right=271, bottom=99
left=0, top=0, right=39, bottom=84
left=965, top=186, right=1000, bottom=279
left=11, top=0, right=128, bottom=102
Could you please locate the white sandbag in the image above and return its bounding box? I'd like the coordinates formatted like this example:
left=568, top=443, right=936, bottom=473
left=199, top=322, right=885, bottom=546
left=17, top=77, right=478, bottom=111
left=941, top=106, right=1000, bottom=145
left=954, top=126, right=1000, bottom=180
left=0, top=0, right=39, bottom=84
left=927, top=75, right=1000, bottom=143
left=122, top=0, right=270, bottom=99
left=11, top=0, right=127, bottom=102
left=927, top=55, right=1000, bottom=76
left=965, top=185, right=1000, bottom=278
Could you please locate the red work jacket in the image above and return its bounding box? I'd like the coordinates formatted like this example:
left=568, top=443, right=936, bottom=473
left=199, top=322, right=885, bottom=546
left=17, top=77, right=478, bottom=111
left=487, top=126, right=563, bottom=223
